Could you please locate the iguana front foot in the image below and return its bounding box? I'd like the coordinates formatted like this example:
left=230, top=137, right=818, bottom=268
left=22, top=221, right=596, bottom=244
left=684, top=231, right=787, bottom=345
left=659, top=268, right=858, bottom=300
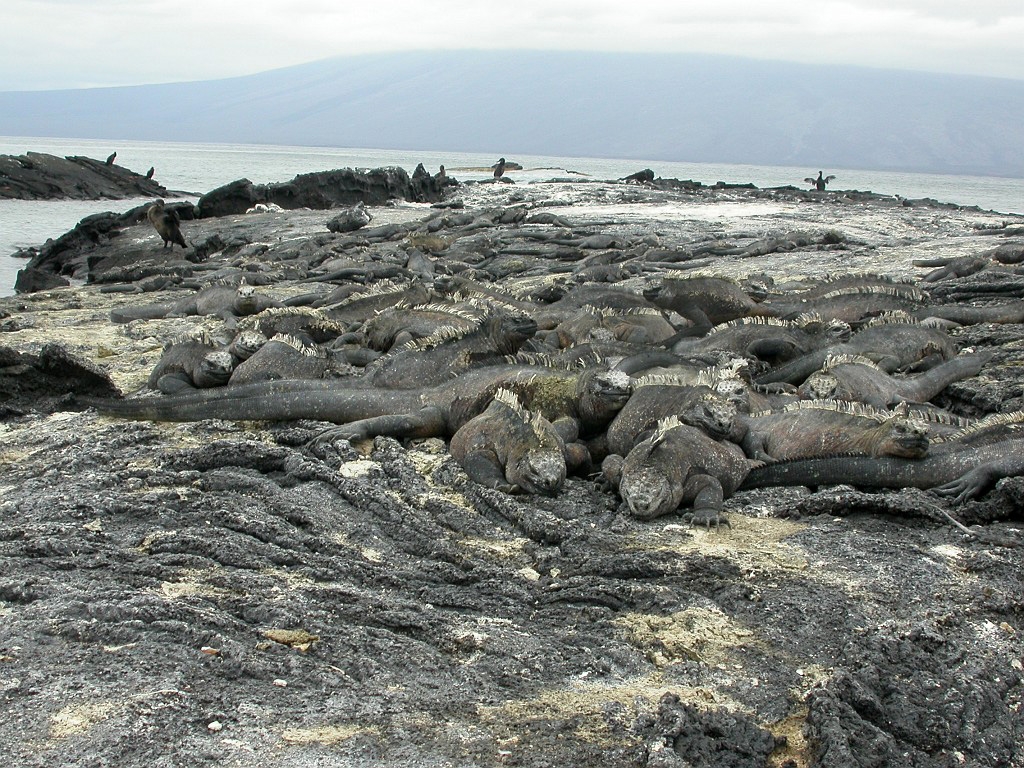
left=307, top=425, right=369, bottom=450
left=931, top=468, right=993, bottom=505
left=689, top=507, right=731, bottom=530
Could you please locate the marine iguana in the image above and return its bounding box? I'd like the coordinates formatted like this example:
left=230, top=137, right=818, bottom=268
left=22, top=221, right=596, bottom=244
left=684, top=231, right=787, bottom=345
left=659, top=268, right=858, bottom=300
left=238, top=306, right=349, bottom=344
left=767, top=284, right=926, bottom=326
left=361, top=300, right=488, bottom=351
left=605, top=416, right=752, bottom=527
left=603, top=383, right=737, bottom=458
left=227, top=334, right=348, bottom=386
left=146, top=200, right=187, bottom=250
left=755, top=313, right=957, bottom=386
left=363, top=310, right=538, bottom=388
left=736, top=400, right=931, bottom=462
left=672, top=314, right=851, bottom=368
left=798, top=351, right=993, bottom=409
left=740, top=436, right=1024, bottom=504
left=449, top=388, right=566, bottom=496
left=110, top=282, right=283, bottom=324
left=643, top=274, right=775, bottom=337
left=147, top=334, right=237, bottom=394
left=322, top=280, right=435, bottom=327
left=81, top=364, right=632, bottom=449
left=549, top=306, right=677, bottom=348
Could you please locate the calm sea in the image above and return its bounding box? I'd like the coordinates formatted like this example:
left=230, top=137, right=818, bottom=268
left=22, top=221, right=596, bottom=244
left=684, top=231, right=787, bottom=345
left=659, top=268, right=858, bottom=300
left=2, top=135, right=1023, bottom=297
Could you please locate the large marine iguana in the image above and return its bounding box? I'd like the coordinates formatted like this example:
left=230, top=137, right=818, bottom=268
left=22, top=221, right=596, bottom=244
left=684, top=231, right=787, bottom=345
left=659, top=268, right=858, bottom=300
left=643, top=274, right=775, bottom=337
left=736, top=400, right=931, bottom=462
left=763, top=283, right=925, bottom=325
left=755, top=313, right=957, bottom=386
left=147, top=334, right=237, bottom=394
left=671, top=314, right=851, bottom=368
left=361, top=300, right=489, bottom=351
left=449, top=388, right=566, bottom=496
left=227, top=334, right=349, bottom=386
left=604, top=416, right=753, bottom=527
left=110, top=282, right=283, bottom=324
left=549, top=306, right=677, bottom=348
left=603, top=383, right=737, bottom=458
left=798, top=351, right=993, bottom=409
left=80, top=365, right=632, bottom=451
left=363, top=310, right=538, bottom=388
left=740, top=437, right=1024, bottom=504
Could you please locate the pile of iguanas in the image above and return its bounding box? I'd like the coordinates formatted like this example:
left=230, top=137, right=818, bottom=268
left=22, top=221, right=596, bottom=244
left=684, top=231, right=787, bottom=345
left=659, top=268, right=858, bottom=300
left=82, top=214, right=1024, bottom=528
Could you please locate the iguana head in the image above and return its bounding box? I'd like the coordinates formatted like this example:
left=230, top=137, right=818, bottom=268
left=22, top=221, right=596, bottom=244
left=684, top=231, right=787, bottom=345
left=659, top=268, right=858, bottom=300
left=577, top=370, right=632, bottom=427
left=618, top=421, right=685, bottom=519
left=713, top=376, right=750, bottom=411
left=801, top=371, right=839, bottom=400
left=229, top=330, right=268, bottom=362
left=619, top=454, right=682, bottom=520
left=681, top=393, right=736, bottom=440
left=493, top=312, right=539, bottom=353
left=496, top=390, right=567, bottom=496
left=198, top=350, right=235, bottom=385
left=510, top=447, right=567, bottom=497
left=234, top=283, right=259, bottom=316
left=882, top=411, right=930, bottom=458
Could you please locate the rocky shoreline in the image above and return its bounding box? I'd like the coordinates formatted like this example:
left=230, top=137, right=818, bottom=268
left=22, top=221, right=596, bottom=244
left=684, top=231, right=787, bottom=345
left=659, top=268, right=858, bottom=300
left=0, top=151, right=175, bottom=201
left=1, top=171, right=1023, bottom=767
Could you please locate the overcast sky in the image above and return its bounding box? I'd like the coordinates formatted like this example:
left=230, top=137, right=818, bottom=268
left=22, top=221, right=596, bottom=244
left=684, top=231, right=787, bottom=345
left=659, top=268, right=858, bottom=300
left=3, top=0, right=1023, bottom=91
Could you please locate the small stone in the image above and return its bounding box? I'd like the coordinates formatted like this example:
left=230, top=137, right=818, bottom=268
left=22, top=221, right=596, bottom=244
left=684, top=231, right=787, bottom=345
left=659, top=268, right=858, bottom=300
left=207, top=721, right=223, bottom=732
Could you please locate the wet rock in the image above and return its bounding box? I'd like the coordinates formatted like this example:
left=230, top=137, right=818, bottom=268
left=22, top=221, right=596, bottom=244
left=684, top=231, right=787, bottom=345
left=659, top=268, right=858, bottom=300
left=0, top=151, right=173, bottom=200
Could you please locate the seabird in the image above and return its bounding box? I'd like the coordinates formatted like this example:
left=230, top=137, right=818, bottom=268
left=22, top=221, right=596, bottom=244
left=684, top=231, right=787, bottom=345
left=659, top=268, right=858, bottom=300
left=147, top=200, right=187, bottom=250
left=105, top=152, right=116, bottom=165
left=804, top=171, right=836, bottom=191
left=493, top=158, right=506, bottom=179
left=145, top=167, right=155, bottom=179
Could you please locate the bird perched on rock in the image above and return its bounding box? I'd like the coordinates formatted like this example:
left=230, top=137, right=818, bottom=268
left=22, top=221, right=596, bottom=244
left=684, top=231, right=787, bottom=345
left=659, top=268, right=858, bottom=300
left=147, top=200, right=187, bottom=250
left=805, top=171, right=836, bottom=191
left=145, top=167, right=155, bottom=179
left=493, top=158, right=506, bottom=179
left=105, top=152, right=116, bottom=165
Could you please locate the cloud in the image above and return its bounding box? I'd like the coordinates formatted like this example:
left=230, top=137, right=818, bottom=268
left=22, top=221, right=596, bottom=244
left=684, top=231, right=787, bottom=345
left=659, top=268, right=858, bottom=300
left=2, top=0, right=1022, bottom=90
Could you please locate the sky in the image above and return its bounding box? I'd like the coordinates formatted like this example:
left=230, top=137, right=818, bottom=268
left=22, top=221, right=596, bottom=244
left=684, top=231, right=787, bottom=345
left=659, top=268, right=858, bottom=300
left=2, top=0, right=1023, bottom=91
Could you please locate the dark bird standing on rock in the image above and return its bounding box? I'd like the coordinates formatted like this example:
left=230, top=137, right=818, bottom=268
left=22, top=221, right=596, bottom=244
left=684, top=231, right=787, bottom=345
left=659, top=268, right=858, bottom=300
left=805, top=171, right=836, bottom=191
left=493, top=158, right=506, bottom=179
left=147, top=200, right=187, bottom=250
left=146, top=167, right=155, bottom=179
left=105, top=152, right=116, bottom=165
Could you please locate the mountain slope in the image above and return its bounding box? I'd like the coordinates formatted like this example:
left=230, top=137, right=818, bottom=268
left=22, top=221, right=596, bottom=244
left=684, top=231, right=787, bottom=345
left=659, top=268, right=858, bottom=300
left=2, top=50, right=1022, bottom=176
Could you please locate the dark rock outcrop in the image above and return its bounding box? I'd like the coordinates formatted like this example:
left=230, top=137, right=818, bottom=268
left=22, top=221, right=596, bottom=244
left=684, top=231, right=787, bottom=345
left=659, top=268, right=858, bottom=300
left=0, top=151, right=172, bottom=200
left=196, top=166, right=449, bottom=218
left=16, top=202, right=194, bottom=289
left=0, top=342, right=120, bottom=416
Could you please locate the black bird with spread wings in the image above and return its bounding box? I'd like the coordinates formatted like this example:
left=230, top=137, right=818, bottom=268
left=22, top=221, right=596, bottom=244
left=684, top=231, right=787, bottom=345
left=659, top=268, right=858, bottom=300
left=805, top=170, right=836, bottom=190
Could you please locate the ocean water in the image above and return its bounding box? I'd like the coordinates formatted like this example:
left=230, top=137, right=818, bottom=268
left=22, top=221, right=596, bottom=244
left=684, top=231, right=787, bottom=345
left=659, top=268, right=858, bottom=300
left=2, top=135, right=1023, bottom=297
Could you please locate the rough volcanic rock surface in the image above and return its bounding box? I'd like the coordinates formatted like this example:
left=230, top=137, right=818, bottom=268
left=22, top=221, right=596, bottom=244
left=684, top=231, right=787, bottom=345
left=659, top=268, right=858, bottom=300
left=0, top=177, right=1023, bottom=767
left=0, top=151, right=173, bottom=200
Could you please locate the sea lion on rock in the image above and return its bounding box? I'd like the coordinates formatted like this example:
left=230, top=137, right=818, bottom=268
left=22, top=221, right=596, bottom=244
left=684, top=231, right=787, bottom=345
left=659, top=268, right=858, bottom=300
left=147, top=200, right=187, bottom=250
